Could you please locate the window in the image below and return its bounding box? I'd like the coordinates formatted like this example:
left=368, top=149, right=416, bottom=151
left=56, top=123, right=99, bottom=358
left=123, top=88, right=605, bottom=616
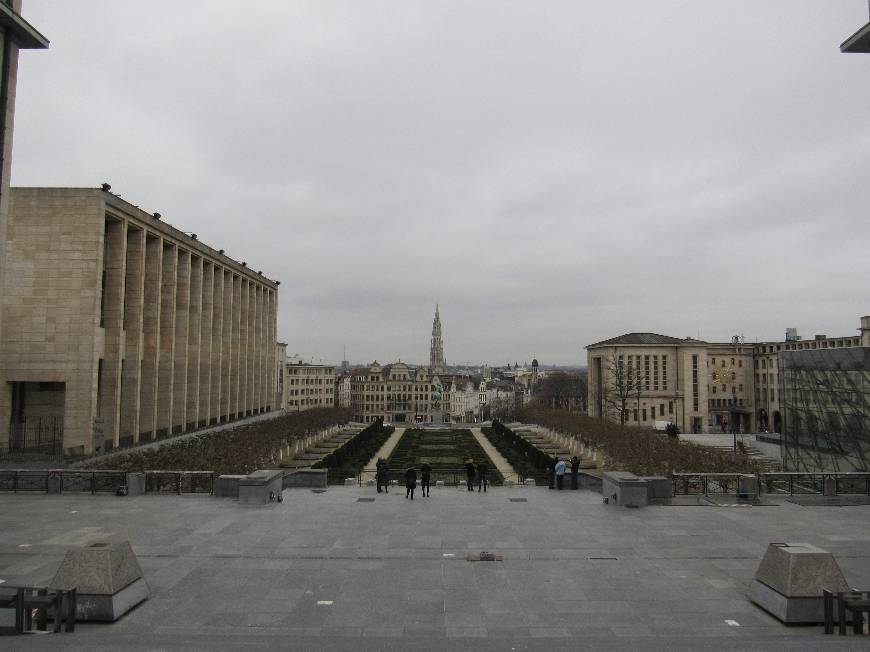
left=669, top=401, right=673, bottom=415
left=642, top=409, right=647, bottom=421
left=659, top=404, right=664, bottom=417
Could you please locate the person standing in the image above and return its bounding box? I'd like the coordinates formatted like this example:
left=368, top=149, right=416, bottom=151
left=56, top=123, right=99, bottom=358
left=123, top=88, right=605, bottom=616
left=555, top=457, right=567, bottom=490
left=376, top=458, right=389, bottom=494
left=420, top=461, right=432, bottom=497
left=465, top=459, right=476, bottom=492
left=405, top=466, right=417, bottom=500
left=570, top=455, right=580, bottom=490
left=477, top=460, right=489, bottom=493
left=549, top=456, right=557, bottom=490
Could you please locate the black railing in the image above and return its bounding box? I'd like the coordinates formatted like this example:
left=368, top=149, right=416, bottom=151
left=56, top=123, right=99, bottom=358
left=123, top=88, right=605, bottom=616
left=3, top=417, right=63, bottom=462
left=357, top=467, right=523, bottom=487
left=0, top=469, right=213, bottom=495
left=674, top=472, right=870, bottom=496
left=144, top=471, right=214, bottom=494
left=60, top=471, right=127, bottom=494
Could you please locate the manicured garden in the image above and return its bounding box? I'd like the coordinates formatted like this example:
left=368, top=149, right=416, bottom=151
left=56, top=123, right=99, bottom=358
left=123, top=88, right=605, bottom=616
left=482, top=421, right=553, bottom=483
left=313, top=420, right=394, bottom=483
left=520, top=405, right=768, bottom=476
left=386, top=428, right=503, bottom=484
left=80, top=408, right=352, bottom=476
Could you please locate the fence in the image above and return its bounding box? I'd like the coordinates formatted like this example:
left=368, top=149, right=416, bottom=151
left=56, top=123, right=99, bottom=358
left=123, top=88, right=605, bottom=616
left=673, top=472, right=870, bottom=497
left=2, top=417, right=64, bottom=463
left=0, top=469, right=214, bottom=495
left=357, top=467, right=524, bottom=487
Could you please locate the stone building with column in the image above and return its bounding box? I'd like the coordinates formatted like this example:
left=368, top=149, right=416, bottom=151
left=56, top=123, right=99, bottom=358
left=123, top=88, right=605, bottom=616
left=0, top=2, right=48, bottom=347
left=1, top=187, right=279, bottom=456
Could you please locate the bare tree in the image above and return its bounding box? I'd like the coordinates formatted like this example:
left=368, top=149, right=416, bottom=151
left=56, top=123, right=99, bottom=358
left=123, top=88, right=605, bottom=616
left=604, top=351, right=645, bottom=425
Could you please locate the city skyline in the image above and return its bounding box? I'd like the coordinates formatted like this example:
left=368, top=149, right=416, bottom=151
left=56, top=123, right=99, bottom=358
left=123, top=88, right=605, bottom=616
left=11, top=2, right=870, bottom=364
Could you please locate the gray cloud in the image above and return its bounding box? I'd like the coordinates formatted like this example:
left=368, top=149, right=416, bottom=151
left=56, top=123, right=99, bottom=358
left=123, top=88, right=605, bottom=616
left=12, top=1, right=870, bottom=365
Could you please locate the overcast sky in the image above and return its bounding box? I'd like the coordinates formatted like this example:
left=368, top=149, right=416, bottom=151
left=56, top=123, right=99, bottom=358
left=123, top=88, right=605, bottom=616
left=12, top=2, right=870, bottom=366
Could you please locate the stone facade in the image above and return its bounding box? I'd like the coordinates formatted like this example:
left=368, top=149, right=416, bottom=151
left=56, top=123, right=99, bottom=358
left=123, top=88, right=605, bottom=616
left=1, top=188, right=278, bottom=455
left=588, top=323, right=867, bottom=435
left=0, top=3, right=48, bottom=352
left=284, top=358, right=335, bottom=411
left=350, top=361, right=443, bottom=424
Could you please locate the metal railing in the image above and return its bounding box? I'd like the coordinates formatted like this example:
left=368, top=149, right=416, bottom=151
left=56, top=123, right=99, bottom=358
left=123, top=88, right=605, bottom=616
left=356, top=467, right=523, bottom=487
left=2, top=417, right=64, bottom=463
left=0, top=469, right=214, bottom=495
left=144, top=471, right=214, bottom=494
left=673, top=472, right=870, bottom=496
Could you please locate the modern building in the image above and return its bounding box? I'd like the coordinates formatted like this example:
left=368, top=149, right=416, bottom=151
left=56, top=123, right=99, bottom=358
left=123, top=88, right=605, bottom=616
left=2, top=187, right=279, bottom=456
left=284, top=357, right=335, bottom=411
left=0, top=3, right=48, bottom=347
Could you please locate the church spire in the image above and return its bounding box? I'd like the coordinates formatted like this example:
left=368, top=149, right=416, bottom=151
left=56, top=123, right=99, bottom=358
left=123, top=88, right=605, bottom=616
left=429, top=304, right=445, bottom=374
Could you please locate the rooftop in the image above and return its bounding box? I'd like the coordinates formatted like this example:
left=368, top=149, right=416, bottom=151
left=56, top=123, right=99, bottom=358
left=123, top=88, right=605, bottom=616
left=1, top=486, right=868, bottom=648
left=587, top=333, right=708, bottom=348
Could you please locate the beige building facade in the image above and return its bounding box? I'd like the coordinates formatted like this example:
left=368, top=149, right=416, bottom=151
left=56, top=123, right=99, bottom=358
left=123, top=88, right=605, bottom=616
left=0, top=3, right=48, bottom=349
left=588, top=326, right=867, bottom=434
left=2, top=187, right=278, bottom=455
left=350, top=361, right=443, bottom=424
left=284, top=358, right=335, bottom=411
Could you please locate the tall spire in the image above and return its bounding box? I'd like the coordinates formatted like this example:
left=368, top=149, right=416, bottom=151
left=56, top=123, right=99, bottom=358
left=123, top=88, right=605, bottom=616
left=429, top=304, right=445, bottom=374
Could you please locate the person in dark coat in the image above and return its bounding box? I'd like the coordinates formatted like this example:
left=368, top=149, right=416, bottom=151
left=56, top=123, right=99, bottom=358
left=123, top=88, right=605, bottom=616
left=570, top=455, right=580, bottom=490
left=548, top=456, right=557, bottom=490
left=420, top=461, right=432, bottom=497
left=465, top=459, right=476, bottom=492
left=405, top=466, right=417, bottom=500
left=477, top=460, right=489, bottom=493
left=376, top=458, right=389, bottom=493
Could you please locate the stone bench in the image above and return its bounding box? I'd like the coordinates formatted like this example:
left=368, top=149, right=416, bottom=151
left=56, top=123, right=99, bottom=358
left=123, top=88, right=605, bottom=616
left=602, top=472, right=649, bottom=507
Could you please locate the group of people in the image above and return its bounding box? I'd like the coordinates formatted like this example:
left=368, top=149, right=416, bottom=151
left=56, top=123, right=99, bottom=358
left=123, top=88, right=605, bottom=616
left=374, top=457, right=491, bottom=498
left=375, top=457, right=432, bottom=499
left=549, top=455, right=581, bottom=490
left=464, top=458, right=489, bottom=492
left=374, top=453, right=583, bottom=496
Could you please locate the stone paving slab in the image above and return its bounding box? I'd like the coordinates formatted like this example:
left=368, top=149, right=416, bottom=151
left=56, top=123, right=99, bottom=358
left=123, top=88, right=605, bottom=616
left=1, top=487, right=869, bottom=649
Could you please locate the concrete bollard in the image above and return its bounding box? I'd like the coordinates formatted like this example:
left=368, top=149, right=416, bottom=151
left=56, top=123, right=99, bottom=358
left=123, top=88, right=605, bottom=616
left=344, top=478, right=356, bottom=486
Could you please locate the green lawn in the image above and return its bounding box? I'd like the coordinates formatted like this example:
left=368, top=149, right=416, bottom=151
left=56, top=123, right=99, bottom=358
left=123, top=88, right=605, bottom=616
left=386, top=428, right=503, bottom=484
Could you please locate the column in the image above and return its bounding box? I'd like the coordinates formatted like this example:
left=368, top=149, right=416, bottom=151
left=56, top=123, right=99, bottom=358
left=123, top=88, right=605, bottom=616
left=99, top=218, right=126, bottom=447
left=230, top=274, right=242, bottom=418
left=120, top=226, right=145, bottom=443
left=186, top=255, right=203, bottom=429
left=198, top=262, right=214, bottom=428
left=219, top=270, right=233, bottom=421
left=156, top=243, right=177, bottom=436
left=138, top=235, right=162, bottom=440
left=209, top=265, right=223, bottom=424
left=238, top=279, right=249, bottom=416
left=172, top=249, right=190, bottom=433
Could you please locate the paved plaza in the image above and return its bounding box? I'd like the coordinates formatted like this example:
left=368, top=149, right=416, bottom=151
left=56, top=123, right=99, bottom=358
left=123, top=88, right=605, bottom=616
left=1, top=486, right=869, bottom=650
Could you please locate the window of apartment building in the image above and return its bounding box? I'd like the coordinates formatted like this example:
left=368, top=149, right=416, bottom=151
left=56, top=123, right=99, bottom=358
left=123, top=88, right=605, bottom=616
left=669, top=401, right=673, bottom=415
left=644, top=356, right=650, bottom=390
left=633, top=409, right=638, bottom=421
left=730, top=358, right=735, bottom=365
left=692, top=355, right=699, bottom=411
left=712, top=385, right=716, bottom=394
left=642, top=409, right=647, bottom=421
left=662, top=356, right=668, bottom=390
left=659, top=404, right=664, bottom=417
left=738, top=359, right=742, bottom=368
left=738, top=384, right=743, bottom=392
left=653, top=356, right=659, bottom=390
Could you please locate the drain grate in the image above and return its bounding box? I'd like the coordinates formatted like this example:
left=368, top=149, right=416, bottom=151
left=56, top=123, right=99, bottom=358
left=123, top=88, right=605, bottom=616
left=357, top=497, right=375, bottom=502
left=311, top=489, right=327, bottom=494
left=509, top=498, right=528, bottom=503
left=466, top=551, right=503, bottom=562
